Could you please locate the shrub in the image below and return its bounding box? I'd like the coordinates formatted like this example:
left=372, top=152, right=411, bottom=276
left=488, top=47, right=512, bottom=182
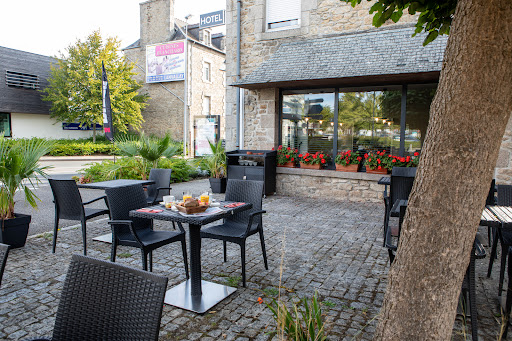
left=79, top=156, right=197, bottom=183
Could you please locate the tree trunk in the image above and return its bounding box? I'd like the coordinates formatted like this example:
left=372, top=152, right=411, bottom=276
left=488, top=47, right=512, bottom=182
left=374, top=0, right=512, bottom=339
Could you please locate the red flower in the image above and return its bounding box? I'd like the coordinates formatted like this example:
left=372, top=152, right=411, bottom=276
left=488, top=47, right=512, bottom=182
left=321, top=159, right=326, bottom=164
left=392, top=159, right=397, bottom=163
left=368, top=158, right=372, bottom=162
left=305, top=153, right=310, bottom=157
left=414, top=152, right=419, bottom=156
left=295, top=149, right=298, bottom=153
left=299, top=154, right=303, bottom=158
left=378, top=166, right=382, bottom=170
left=278, top=145, right=283, bottom=150
left=320, top=154, right=324, bottom=158
left=271, top=147, right=275, bottom=151
left=257, top=297, right=263, bottom=304
left=291, top=157, right=294, bottom=162
left=406, top=156, right=411, bottom=162
left=305, top=158, right=310, bottom=162
left=364, top=153, right=368, bottom=158
left=400, top=157, right=406, bottom=162
left=345, top=159, right=349, bottom=165
left=287, top=147, right=291, bottom=151
left=313, top=155, right=317, bottom=159
left=357, top=156, right=362, bottom=162
left=286, top=155, right=290, bottom=159
left=377, top=159, right=381, bottom=164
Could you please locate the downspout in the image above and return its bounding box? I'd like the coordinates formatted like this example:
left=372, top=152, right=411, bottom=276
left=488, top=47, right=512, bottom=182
left=236, top=0, right=242, bottom=150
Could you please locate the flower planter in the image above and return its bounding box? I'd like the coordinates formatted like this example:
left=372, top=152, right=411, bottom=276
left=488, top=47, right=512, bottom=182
left=335, top=164, right=359, bottom=172
left=277, top=162, right=295, bottom=168
left=209, top=177, right=227, bottom=193
left=0, top=213, right=31, bottom=248
left=366, top=168, right=388, bottom=174
left=300, top=162, right=321, bottom=170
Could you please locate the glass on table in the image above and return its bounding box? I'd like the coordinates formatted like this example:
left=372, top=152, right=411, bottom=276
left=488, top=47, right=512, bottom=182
left=182, top=192, right=192, bottom=202
left=199, top=192, right=210, bottom=205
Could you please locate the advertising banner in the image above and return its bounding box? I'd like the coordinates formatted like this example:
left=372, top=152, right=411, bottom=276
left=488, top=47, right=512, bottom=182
left=146, top=41, right=185, bottom=83
left=194, top=115, right=220, bottom=156
left=101, top=61, right=114, bottom=141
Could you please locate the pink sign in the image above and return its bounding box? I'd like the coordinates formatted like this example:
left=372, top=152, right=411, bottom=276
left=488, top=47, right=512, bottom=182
left=155, top=42, right=184, bottom=56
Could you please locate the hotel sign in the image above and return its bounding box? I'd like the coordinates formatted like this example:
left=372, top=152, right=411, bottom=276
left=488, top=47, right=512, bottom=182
left=199, top=10, right=225, bottom=29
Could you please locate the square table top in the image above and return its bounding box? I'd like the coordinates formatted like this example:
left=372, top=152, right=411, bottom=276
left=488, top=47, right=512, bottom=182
left=130, top=202, right=253, bottom=226
left=487, top=205, right=512, bottom=227
left=77, top=179, right=155, bottom=190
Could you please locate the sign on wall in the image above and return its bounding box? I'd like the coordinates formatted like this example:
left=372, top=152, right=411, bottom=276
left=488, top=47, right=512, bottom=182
left=146, top=41, right=185, bottom=83
left=62, top=123, right=102, bottom=131
left=194, top=115, right=220, bottom=156
left=199, top=10, right=225, bottom=29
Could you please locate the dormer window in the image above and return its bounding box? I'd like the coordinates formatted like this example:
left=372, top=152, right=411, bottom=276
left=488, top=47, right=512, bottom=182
left=204, top=30, right=212, bottom=46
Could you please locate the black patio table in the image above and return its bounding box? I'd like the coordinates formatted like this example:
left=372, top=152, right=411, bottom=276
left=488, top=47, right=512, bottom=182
left=77, top=179, right=155, bottom=190
left=78, top=179, right=156, bottom=243
left=130, top=201, right=253, bottom=314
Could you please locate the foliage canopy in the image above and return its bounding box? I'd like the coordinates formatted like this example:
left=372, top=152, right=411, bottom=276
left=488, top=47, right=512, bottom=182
left=341, top=0, right=457, bottom=45
left=42, top=30, right=148, bottom=140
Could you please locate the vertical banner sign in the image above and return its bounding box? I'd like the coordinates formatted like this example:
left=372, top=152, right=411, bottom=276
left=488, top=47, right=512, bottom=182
left=146, top=41, right=185, bottom=83
left=102, top=62, right=114, bottom=142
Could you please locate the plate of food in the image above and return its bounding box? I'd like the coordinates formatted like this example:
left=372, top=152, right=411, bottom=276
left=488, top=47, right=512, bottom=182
left=175, top=198, right=209, bottom=214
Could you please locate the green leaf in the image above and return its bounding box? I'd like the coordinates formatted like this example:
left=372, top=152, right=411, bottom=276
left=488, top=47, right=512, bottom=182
left=423, top=30, right=439, bottom=46
left=390, top=9, right=403, bottom=23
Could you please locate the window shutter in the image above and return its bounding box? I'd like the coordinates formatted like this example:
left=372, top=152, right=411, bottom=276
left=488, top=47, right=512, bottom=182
left=266, top=0, right=300, bottom=25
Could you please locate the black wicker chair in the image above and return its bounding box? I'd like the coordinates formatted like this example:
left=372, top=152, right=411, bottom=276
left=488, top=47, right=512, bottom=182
left=487, top=184, right=512, bottom=297
left=384, top=203, right=406, bottom=264
left=28, top=254, right=168, bottom=341
left=383, top=167, right=416, bottom=247
left=200, top=179, right=267, bottom=287
left=0, top=243, right=10, bottom=288
left=105, top=184, right=189, bottom=275
left=145, top=168, right=173, bottom=205
left=49, top=179, right=110, bottom=255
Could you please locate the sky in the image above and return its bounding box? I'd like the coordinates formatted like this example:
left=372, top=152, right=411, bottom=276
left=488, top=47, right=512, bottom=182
left=0, top=0, right=226, bottom=57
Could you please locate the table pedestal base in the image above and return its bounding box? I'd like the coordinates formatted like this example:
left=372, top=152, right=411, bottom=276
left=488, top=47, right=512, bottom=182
left=92, top=233, right=112, bottom=243
left=164, top=279, right=236, bottom=314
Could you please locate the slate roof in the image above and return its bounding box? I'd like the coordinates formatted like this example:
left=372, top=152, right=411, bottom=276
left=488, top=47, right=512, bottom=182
left=0, top=46, right=54, bottom=115
left=234, top=27, right=447, bottom=88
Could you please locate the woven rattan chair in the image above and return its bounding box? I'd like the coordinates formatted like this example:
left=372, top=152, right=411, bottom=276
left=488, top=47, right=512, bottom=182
left=28, top=254, right=168, bottom=341
left=145, top=168, right=173, bottom=205
left=487, top=184, right=512, bottom=297
left=105, top=184, right=189, bottom=274
left=49, top=179, right=110, bottom=255
left=200, top=179, right=267, bottom=287
left=383, top=167, right=416, bottom=247
left=0, top=243, right=10, bottom=288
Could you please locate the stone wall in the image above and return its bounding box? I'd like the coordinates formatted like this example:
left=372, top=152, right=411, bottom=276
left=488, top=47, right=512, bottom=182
left=276, top=168, right=384, bottom=202
left=224, top=0, right=418, bottom=151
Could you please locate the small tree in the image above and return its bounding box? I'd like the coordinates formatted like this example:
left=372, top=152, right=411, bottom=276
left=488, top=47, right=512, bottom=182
left=42, top=30, right=148, bottom=142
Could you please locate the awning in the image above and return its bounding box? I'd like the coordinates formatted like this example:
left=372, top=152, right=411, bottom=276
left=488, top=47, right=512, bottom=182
left=232, top=27, right=447, bottom=89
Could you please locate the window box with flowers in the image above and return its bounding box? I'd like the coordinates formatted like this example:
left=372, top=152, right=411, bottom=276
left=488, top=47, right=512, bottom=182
left=389, top=152, right=420, bottom=168
left=363, top=151, right=391, bottom=174
left=275, top=145, right=298, bottom=168
left=334, top=150, right=362, bottom=172
left=298, top=152, right=328, bottom=170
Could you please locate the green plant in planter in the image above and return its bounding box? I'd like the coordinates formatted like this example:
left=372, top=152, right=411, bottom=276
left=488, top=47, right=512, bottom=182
left=334, top=150, right=362, bottom=166
left=202, top=139, right=226, bottom=179
left=0, top=137, right=53, bottom=220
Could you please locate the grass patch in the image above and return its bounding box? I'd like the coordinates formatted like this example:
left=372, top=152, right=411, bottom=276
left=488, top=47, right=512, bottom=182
left=263, top=287, right=280, bottom=297
left=225, top=276, right=241, bottom=287
left=322, top=300, right=336, bottom=308
left=117, top=253, right=132, bottom=258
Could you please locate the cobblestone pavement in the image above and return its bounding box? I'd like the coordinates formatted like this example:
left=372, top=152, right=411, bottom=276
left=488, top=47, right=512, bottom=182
left=0, top=179, right=508, bottom=340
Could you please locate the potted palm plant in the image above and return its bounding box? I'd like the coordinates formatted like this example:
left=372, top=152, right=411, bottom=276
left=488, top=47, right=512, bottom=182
left=203, top=139, right=227, bottom=193
left=0, top=137, right=52, bottom=248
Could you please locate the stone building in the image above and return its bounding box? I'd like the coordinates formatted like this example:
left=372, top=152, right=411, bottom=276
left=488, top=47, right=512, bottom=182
left=224, top=0, right=510, bottom=200
left=123, top=0, right=226, bottom=156
left=0, top=46, right=95, bottom=139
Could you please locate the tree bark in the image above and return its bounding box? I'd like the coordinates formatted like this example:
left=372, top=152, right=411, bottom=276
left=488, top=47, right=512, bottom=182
left=374, top=0, right=512, bottom=339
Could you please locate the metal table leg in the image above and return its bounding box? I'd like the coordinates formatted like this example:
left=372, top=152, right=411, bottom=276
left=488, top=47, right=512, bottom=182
left=163, top=223, right=236, bottom=313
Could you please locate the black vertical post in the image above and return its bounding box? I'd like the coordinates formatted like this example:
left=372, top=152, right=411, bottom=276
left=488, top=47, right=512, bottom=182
left=332, top=89, right=339, bottom=169
left=399, top=85, right=407, bottom=156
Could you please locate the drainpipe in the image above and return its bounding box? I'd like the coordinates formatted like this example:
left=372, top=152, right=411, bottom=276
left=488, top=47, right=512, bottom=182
left=236, top=0, right=242, bottom=150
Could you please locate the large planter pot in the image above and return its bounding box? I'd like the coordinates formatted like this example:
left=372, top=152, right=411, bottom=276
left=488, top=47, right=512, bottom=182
left=300, top=162, right=321, bottom=170
left=366, top=167, right=388, bottom=174
left=0, top=213, right=31, bottom=248
left=209, top=177, right=227, bottom=194
left=335, top=164, right=359, bottom=172
left=277, top=162, right=295, bottom=168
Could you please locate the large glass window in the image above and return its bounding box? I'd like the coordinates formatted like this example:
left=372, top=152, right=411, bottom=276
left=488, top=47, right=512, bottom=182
left=282, top=90, right=335, bottom=157
left=338, top=88, right=401, bottom=155
left=0, top=113, right=11, bottom=137
left=280, top=84, right=436, bottom=165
